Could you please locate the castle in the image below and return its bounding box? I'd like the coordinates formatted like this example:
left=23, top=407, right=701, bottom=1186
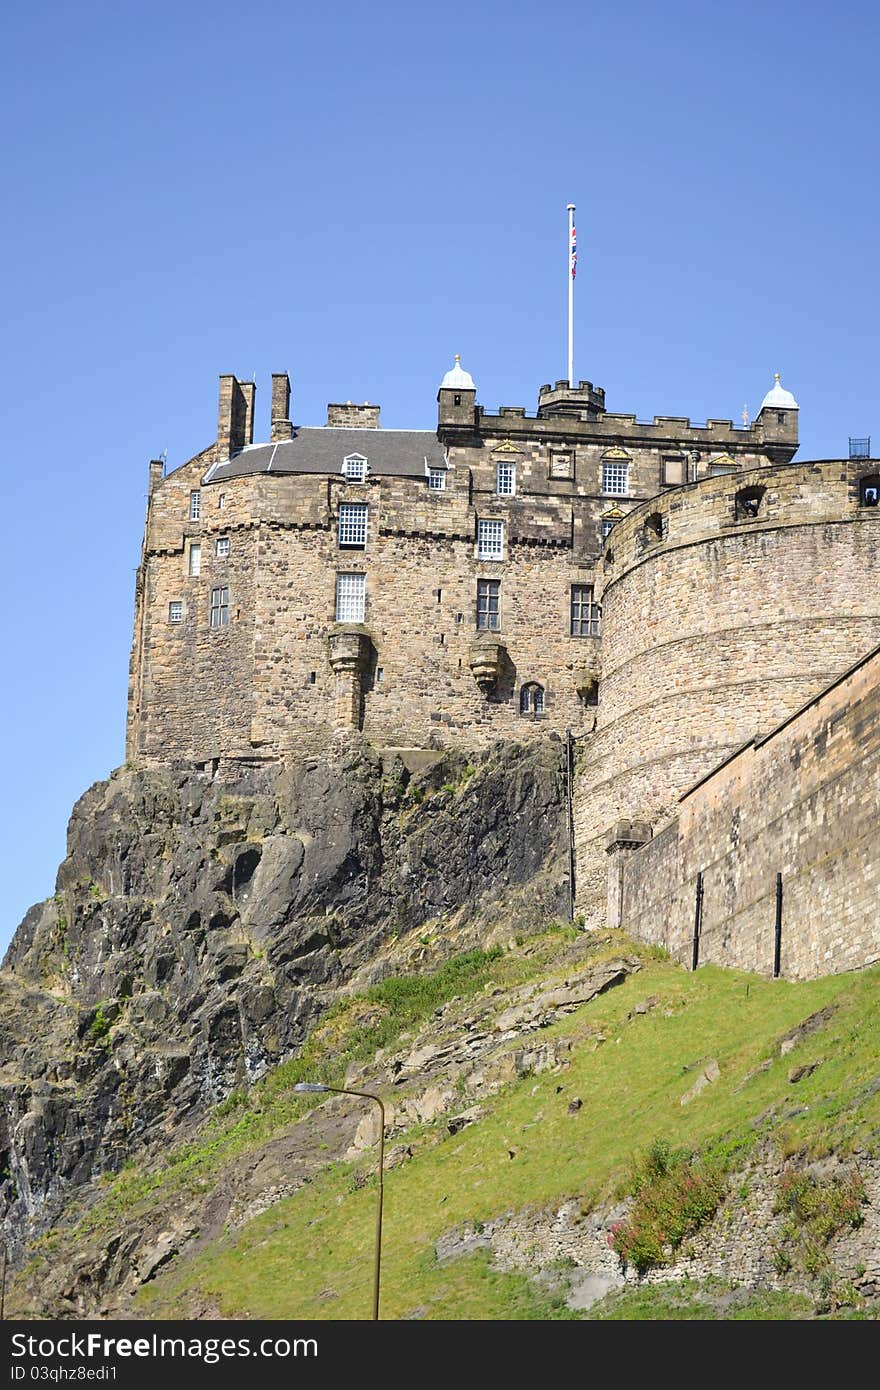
left=127, top=364, right=880, bottom=978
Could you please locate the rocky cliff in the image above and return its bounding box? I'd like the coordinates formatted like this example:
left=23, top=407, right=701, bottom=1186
left=0, top=737, right=569, bottom=1266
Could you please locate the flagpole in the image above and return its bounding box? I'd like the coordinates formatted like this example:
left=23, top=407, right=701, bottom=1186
left=567, top=203, right=576, bottom=387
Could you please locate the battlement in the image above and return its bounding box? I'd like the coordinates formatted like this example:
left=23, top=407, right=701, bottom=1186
left=537, top=379, right=606, bottom=419
left=598, top=457, right=880, bottom=596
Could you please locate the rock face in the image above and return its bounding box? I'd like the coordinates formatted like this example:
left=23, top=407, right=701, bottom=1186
left=0, top=737, right=568, bottom=1260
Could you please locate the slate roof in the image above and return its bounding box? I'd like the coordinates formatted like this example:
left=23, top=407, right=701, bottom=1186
left=205, top=428, right=447, bottom=483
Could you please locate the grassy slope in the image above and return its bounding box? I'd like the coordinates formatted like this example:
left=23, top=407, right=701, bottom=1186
left=116, top=938, right=880, bottom=1321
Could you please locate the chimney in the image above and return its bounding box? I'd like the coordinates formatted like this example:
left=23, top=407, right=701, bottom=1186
left=217, top=375, right=256, bottom=460
left=271, top=373, right=293, bottom=442
left=148, top=458, right=165, bottom=494
left=326, top=401, right=381, bottom=428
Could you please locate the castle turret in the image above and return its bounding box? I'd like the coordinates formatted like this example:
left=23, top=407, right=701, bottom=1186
left=755, top=373, right=798, bottom=465
left=537, top=379, right=606, bottom=420
left=437, top=355, right=477, bottom=431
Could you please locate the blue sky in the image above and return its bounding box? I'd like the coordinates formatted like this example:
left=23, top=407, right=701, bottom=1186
left=2, top=0, right=878, bottom=954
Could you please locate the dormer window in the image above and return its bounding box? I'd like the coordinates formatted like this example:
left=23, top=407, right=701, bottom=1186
left=343, top=454, right=368, bottom=483
left=428, top=468, right=446, bottom=491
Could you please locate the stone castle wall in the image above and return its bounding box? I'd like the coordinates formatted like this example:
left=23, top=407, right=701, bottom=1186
left=571, top=460, right=880, bottom=923
left=127, top=373, right=800, bottom=767
left=127, top=447, right=607, bottom=764
left=617, top=645, right=880, bottom=979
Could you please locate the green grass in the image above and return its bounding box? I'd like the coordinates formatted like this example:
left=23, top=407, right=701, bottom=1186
left=586, top=1279, right=814, bottom=1320
left=132, top=956, right=880, bottom=1320
left=16, top=936, right=880, bottom=1320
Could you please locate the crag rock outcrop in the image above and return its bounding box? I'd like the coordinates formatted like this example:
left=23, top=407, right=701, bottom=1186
left=0, top=736, right=568, bottom=1261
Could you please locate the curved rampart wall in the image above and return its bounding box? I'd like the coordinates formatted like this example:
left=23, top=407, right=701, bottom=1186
left=573, top=459, right=880, bottom=922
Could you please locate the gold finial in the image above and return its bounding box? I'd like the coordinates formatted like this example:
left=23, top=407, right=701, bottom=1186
left=741, top=403, right=750, bottom=428
left=454, top=354, right=461, bottom=363
left=774, top=372, right=780, bottom=383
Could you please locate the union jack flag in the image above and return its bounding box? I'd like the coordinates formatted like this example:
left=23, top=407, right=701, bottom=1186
left=571, top=223, right=577, bottom=280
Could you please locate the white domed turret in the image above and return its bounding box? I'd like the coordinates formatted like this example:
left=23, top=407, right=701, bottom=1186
left=760, top=373, right=798, bottom=411
left=440, top=355, right=476, bottom=391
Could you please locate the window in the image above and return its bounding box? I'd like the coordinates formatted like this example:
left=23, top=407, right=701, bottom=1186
left=216, top=536, right=230, bottom=558
left=190, top=490, right=201, bottom=520
left=210, top=586, right=229, bottom=628
left=476, top=579, right=500, bottom=631
left=601, top=519, right=617, bottom=542
left=428, top=468, right=446, bottom=491
left=336, top=572, right=365, bottom=622
left=188, top=543, right=201, bottom=577
left=343, top=454, right=367, bottom=482
left=735, top=485, right=766, bottom=519
left=643, top=512, right=664, bottom=543
left=218, top=493, right=227, bottom=509
left=169, top=601, right=183, bottom=623
left=580, top=678, right=599, bottom=708
left=496, top=462, right=516, bottom=496
left=602, top=462, right=629, bottom=496
left=571, top=584, right=601, bottom=637
left=453, top=393, right=462, bottom=406
left=338, top=502, right=368, bottom=548
left=520, top=682, right=545, bottom=716
left=859, top=474, right=880, bottom=507
left=477, top=518, right=504, bottom=560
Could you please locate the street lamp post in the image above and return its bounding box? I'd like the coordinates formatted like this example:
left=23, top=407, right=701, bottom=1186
left=295, top=1082, right=385, bottom=1320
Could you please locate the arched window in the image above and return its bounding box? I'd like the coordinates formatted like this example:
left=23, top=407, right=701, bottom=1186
left=519, top=682, right=545, bottom=716
left=735, top=484, right=766, bottom=520
left=859, top=474, right=880, bottom=507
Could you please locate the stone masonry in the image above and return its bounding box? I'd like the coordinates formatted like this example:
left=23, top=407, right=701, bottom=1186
left=615, top=644, right=880, bottom=978
left=125, top=362, right=880, bottom=970
left=126, top=366, right=797, bottom=766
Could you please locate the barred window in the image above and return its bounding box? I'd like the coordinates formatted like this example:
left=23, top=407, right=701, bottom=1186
left=571, top=584, right=601, bottom=637
left=338, top=502, right=368, bottom=548
left=188, top=543, right=201, bottom=577
left=189, top=490, right=201, bottom=520
left=210, top=586, right=229, bottom=628
left=216, top=536, right=230, bottom=558
left=520, top=682, right=545, bottom=715
left=477, top=518, right=504, bottom=560
left=476, top=579, right=500, bottom=631
left=343, top=454, right=367, bottom=482
left=601, top=519, right=617, bottom=542
left=336, top=572, right=366, bottom=622
left=168, top=601, right=183, bottom=623
left=428, top=468, right=446, bottom=490
left=496, top=462, right=516, bottom=496
left=602, top=462, right=629, bottom=496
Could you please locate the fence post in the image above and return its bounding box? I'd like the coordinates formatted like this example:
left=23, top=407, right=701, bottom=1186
left=692, top=872, right=704, bottom=971
left=565, top=729, right=575, bottom=922
left=773, top=872, right=783, bottom=978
